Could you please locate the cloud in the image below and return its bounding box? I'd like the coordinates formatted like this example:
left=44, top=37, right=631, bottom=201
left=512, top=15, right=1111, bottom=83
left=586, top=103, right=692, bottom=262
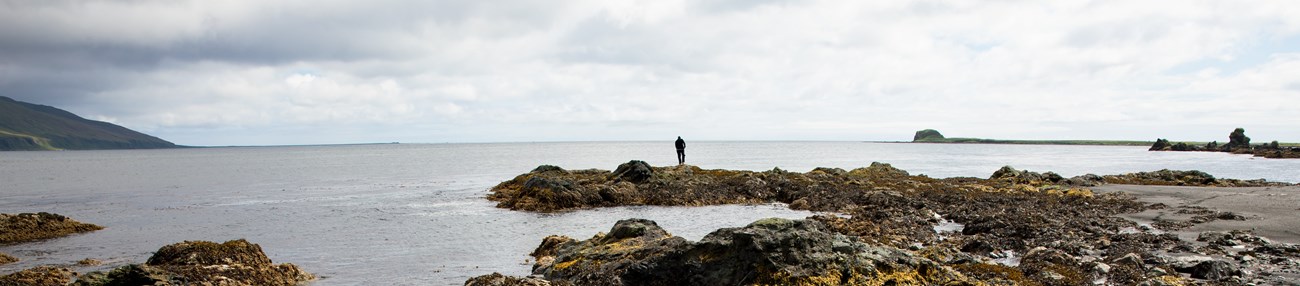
left=1, top=0, right=1299, bottom=145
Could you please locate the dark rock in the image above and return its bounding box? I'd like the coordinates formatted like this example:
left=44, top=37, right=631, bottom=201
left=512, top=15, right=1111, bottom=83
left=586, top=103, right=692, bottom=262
left=1224, top=127, right=1251, bottom=151
left=531, top=165, right=567, bottom=173
left=0, top=266, right=75, bottom=286
left=0, top=212, right=104, bottom=244
left=527, top=218, right=977, bottom=285
left=1150, top=138, right=1171, bottom=151
left=464, top=273, right=554, bottom=286
left=72, top=264, right=170, bottom=286
left=1176, top=260, right=1240, bottom=280
left=610, top=160, right=653, bottom=183
left=1067, top=174, right=1104, bottom=186
left=76, top=239, right=313, bottom=286
left=914, top=129, right=945, bottom=141
left=990, top=166, right=1064, bottom=184
left=0, top=253, right=15, bottom=265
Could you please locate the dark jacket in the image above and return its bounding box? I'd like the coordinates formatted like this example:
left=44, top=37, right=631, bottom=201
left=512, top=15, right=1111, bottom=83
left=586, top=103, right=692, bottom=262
left=675, top=138, right=685, bottom=150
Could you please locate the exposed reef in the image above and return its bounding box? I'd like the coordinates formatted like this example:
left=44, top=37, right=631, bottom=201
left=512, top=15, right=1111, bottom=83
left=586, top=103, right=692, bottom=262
left=479, top=162, right=1300, bottom=285
left=0, top=212, right=103, bottom=244
left=1151, top=128, right=1300, bottom=159
left=71, top=239, right=314, bottom=286
left=529, top=218, right=978, bottom=285
left=0, top=253, right=15, bottom=265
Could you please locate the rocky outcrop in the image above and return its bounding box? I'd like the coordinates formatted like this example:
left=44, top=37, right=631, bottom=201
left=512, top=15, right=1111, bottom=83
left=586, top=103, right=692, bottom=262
left=1100, top=169, right=1288, bottom=187
left=0, top=212, right=103, bottom=244
left=1224, top=128, right=1251, bottom=151
left=483, top=161, right=1300, bottom=285
left=73, top=239, right=313, bottom=286
left=1150, top=128, right=1300, bottom=158
left=0, top=253, right=15, bottom=265
left=913, top=129, right=945, bottom=141
left=0, top=266, right=76, bottom=286
left=509, top=218, right=980, bottom=285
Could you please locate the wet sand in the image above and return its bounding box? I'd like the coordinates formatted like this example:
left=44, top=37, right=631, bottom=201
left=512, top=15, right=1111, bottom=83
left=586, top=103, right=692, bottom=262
left=1093, top=184, right=1300, bottom=244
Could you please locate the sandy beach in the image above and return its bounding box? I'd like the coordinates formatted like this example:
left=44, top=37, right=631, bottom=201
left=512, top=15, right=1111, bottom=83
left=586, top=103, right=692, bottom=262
left=1093, top=184, right=1300, bottom=245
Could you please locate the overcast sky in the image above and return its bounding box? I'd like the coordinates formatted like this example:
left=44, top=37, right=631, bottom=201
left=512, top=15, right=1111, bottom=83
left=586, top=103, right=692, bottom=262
left=2, top=1, right=1298, bottom=146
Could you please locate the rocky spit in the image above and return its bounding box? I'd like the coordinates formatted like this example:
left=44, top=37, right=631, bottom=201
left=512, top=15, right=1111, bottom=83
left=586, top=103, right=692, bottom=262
left=474, top=161, right=1300, bottom=285
left=0, top=239, right=313, bottom=286
left=0, top=213, right=103, bottom=245
left=1150, top=128, right=1300, bottom=159
left=1, top=212, right=312, bottom=286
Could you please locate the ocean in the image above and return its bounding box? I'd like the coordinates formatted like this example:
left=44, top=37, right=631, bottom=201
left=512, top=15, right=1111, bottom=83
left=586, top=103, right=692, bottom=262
left=1, top=142, right=1297, bottom=285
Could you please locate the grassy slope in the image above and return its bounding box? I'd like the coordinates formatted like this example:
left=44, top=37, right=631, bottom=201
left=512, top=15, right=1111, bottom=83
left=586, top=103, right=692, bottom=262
left=0, top=96, right=177, bottom=150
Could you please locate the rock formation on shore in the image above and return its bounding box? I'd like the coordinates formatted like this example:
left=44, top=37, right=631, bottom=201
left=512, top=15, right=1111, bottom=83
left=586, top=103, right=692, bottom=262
left=527, top=218, right=978, bottom=285
left=72, top=239, right=314, bottom=286
left=0, top=212, right=103, bottom=244
left=480, top=162, right=1299, bottom=285
left=0, top=266, right=77, bottom=286
left=913, top=129, right=945, bottom=141
left=0, top=253, right=16, bottom=265
left=1151, top=127, right=1300, bottom=158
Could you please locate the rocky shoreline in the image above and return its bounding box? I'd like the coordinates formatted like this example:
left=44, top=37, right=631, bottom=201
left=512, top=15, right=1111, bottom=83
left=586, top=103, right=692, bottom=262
left=1150, top=128, right=1300, bottom=159
left=475, top=161, right=1299, bottom=285
left=0, top=213, right=312, bottom=286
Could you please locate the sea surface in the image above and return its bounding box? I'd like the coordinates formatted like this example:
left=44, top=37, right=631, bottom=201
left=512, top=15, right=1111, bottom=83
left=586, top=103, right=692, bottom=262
left=2, top=142, right=1297, bottom=285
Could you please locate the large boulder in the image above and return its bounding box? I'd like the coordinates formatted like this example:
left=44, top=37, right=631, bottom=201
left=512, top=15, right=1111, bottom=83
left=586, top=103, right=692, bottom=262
left=0, top=212, right=103, bottom=244
left=75, top=239, right=313, bottom=286
left=521, top=218, right=976, bottom=285
left=610, top=160, right=653, bottom=183
left=914, top=129, right=946, bottom=141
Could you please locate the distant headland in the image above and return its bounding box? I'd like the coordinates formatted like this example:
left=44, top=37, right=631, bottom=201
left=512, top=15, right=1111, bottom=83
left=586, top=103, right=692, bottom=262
left=909, top=129, right=1152, bottom=146
left=0, top=96, right=177, bottom=151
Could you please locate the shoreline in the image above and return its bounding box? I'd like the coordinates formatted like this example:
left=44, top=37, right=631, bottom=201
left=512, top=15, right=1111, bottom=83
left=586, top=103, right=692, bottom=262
left=1093, top=184, right=1300, bottom=245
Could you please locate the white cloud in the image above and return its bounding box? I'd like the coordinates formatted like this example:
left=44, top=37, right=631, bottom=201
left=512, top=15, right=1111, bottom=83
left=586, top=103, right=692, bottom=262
left=3, top=0, right=1299, bottom=145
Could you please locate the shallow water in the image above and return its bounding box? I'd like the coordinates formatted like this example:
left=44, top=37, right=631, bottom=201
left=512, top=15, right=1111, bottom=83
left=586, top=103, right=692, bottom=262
left=1, top=142, right=1296, bottom=285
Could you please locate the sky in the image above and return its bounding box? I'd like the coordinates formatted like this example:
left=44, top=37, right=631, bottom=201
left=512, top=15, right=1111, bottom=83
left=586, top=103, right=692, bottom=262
left=2, top=1, right=1298, bottom=146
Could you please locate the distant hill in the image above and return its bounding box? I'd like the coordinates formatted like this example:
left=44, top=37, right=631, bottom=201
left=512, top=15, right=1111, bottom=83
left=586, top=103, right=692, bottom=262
left=910, top=129, right=1152, bottom=146
left=0, top=96, right=177, bottom=151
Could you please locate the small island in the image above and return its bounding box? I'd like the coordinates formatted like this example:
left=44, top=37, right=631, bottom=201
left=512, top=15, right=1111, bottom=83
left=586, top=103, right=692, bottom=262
left=1150, top=128, right=1300, bottom=159
left=910, top=129, right=1152, bottom=146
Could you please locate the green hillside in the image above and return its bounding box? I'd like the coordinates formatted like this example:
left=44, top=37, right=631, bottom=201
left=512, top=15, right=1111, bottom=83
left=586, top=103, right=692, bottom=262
left=0, top=96, right=177, bottom=151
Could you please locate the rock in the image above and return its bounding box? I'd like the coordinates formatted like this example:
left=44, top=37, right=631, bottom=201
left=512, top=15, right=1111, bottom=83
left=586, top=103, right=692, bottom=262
left=464, top=273, right=553, bottom=286
left=1094, top=262, right=1111, bottom=273
left=0, top=253, right=16, bottom=265
left=1224, top=127, right=1251, bottom=151
left=72, top=264, right=171, bottom=286
left=1149, top=138, right=1171, bottom=151
left=610, top=160, right=653, bottom=183
left=0, top=266, right=75, bottom=286
left=529, top=218, right=977, bottom=285
left=76, top=258, right=101, bottom=266
left=1114, top=253, right=1143, bottom=266
left=1175, top=260, right=1240, bottom=280
left=1067, top=174, right=1104, bottom=186
left=0, top=212, right=104, bottom=244
left=989, top=166, right=1067, bottom=185
left=75, top=239, right=314, bottom=286
left=914, top=129, right=945, bottom=141
left=531, top=165, right=567, bottom=174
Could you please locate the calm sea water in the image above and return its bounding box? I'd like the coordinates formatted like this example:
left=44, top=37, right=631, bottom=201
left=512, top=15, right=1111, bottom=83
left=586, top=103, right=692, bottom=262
left=1, top=142, right=1297, bottom=285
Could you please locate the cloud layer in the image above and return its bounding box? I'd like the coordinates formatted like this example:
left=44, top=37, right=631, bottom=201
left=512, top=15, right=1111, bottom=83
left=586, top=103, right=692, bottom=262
left=3, top=0, right=1298, bottom=145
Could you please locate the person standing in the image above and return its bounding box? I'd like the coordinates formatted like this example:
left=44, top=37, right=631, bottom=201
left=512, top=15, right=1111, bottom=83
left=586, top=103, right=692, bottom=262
left=675, top=136, right=686, bottom=165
